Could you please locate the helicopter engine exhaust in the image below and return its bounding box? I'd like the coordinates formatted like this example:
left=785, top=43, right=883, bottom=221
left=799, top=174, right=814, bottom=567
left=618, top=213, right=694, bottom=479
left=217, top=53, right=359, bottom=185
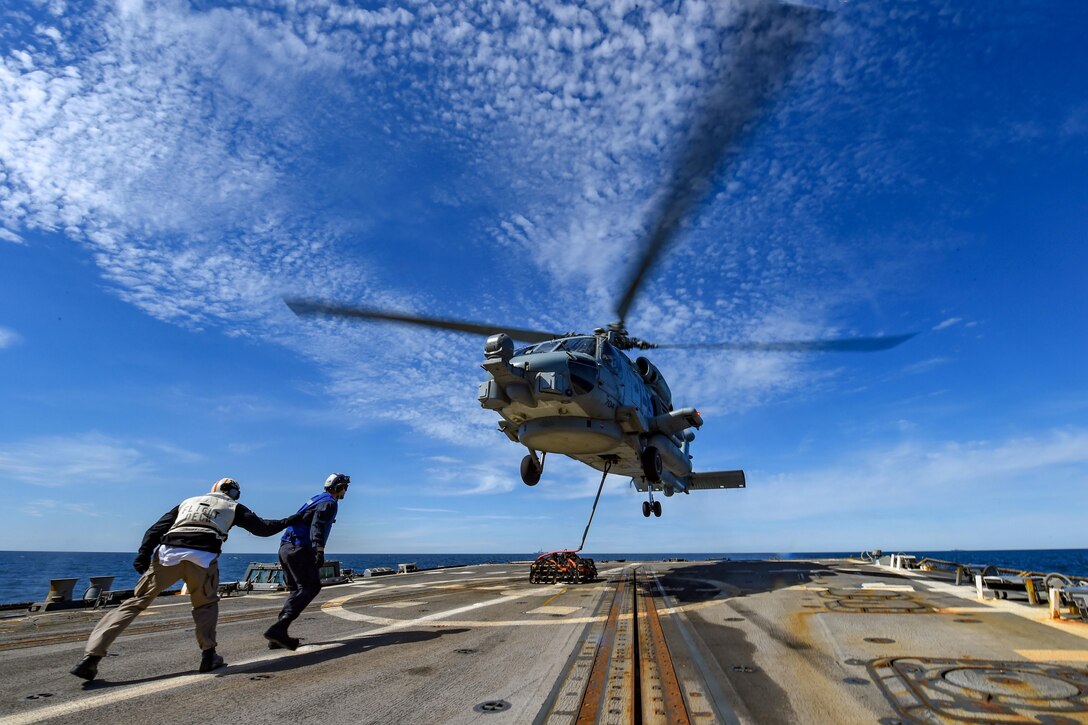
left=635, top=357, right=673, bottom=410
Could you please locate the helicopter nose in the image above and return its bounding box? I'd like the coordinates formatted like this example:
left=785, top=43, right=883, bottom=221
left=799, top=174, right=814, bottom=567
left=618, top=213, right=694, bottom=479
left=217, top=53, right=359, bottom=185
left=535, top=369, right=573, bottom=397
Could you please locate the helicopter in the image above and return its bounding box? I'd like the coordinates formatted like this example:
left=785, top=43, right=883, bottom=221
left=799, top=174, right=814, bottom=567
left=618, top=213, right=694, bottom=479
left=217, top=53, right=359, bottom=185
left=285, top=2, right=916, bottom=517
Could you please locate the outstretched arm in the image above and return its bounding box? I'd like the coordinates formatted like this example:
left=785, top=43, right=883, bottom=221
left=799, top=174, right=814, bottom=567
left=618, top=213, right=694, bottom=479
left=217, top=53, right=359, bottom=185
left=233, top=504, right=296, bottom=537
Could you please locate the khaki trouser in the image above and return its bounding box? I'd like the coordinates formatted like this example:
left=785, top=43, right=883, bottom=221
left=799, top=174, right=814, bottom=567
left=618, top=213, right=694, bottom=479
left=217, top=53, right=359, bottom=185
left=85, top=554, right=219, bottom=656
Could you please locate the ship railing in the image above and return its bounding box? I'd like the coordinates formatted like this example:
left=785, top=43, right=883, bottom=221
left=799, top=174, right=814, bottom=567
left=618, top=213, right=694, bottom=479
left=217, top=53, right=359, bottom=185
left=915, top=557, right=1088, bottom=611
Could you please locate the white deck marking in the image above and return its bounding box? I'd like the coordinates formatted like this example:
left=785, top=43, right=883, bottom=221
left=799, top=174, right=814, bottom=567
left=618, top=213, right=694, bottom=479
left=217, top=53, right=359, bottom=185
left=859, top=583, right=915, bottom=591
left=3, top=585, right=549, bottom=724
left=2, top=568, right=737, bottom=724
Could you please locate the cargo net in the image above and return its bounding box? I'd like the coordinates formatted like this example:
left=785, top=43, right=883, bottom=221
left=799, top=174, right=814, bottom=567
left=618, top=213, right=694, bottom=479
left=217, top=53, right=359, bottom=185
left=529, top=550, right=598, bottom=584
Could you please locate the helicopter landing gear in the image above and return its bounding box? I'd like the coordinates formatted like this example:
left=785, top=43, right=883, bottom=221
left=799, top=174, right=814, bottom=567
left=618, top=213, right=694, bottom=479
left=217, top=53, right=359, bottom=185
left=640, top=445, right=663, bottom=483
left=520, top=451, right=545, bottom=486
left=642, top=489, right=662, bottom=518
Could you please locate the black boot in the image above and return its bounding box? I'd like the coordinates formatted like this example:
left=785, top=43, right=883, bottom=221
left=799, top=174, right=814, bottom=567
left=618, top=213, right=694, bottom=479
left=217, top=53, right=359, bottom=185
left=263, top=617, right=299, bottom=651
left=199, top=647, right=225, bottom=673
left=70, top=654, right=102, bottom=681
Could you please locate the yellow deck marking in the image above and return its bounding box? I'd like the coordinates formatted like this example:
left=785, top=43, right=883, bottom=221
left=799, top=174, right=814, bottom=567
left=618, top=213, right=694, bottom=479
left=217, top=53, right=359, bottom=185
left=1016, top=649, right=1088, bottom=662
left=539, top=588, right=568, bottom=608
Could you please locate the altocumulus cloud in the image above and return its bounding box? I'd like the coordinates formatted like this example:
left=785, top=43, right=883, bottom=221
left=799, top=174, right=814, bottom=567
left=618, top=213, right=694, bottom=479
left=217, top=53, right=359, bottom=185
left=0, top=0, right=982, bottom=471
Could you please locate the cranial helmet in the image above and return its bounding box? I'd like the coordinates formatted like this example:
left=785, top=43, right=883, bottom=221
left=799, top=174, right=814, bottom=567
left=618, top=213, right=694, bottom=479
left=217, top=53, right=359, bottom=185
left=324, top=473, right=350, bottom=492
left=211, top=477, right=241, bottom=500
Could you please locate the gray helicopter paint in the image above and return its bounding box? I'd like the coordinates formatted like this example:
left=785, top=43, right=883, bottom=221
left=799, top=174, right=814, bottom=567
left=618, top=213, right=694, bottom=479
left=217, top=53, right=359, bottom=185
left=478, top=332, right=716, bottom=494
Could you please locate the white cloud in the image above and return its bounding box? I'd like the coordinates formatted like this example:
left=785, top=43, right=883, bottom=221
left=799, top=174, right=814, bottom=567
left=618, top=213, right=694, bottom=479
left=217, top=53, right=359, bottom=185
left=0, top=227, right=24, bottom=243
left=1, top=0, right=1023, bottom=453
left=745, top=428, right=1088, bottom=523
left=933, top=317, right=962, bottom=331
left=0, top=432, right=200, bottom=485
left=0, top=326, right=20, bottom=348
left=22, top=498, right=102, bottom=518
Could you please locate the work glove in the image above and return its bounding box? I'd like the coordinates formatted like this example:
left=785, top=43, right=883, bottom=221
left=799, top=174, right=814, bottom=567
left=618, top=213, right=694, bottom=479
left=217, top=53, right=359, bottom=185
left=133, top=557, right=149, bottom=575
left=315, top=548, right=325, bottom=570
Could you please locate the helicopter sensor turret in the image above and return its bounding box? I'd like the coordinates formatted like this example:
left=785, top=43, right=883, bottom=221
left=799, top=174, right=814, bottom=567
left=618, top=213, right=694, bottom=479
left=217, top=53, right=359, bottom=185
left=484, top=333, right=514, bottom=362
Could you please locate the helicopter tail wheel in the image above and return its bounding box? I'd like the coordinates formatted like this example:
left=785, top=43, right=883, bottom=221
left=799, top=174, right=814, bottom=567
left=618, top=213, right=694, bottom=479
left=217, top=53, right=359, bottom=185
left=641, top=446, right=663, bottom=483
left=520, top=455, right=541, bottom=486
left=642, top=501, right=651, bottom=517
left=652, top=500, right=662, bottom=517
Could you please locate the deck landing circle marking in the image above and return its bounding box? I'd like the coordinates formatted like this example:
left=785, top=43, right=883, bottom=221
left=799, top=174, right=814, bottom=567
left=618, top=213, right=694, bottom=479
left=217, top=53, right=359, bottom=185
left=943, top=668, right=1079, bottom=698
left=321, top=574, right=731, bottom=627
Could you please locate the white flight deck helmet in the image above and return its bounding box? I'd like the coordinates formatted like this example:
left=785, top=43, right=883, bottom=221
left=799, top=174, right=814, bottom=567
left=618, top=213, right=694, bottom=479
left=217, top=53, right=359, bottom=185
left=211, top=477, right=241, bottom=501
left=324, top=473, right=350, bottom=496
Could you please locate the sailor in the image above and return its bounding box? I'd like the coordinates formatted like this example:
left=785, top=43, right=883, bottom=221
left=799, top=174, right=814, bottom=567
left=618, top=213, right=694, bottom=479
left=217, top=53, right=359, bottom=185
left=264, top=472, right=349, bottom=650
left=70, top=478, right=298, bottom=681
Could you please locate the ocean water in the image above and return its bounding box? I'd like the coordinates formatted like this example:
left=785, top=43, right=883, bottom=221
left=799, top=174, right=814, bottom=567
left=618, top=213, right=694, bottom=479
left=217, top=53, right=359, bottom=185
left=1, top=548, right=1086, bottom=605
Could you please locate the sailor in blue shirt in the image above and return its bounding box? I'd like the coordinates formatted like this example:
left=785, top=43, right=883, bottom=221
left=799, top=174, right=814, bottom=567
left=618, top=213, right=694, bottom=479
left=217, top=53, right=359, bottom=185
left=264, top=473, right=350, bottom=650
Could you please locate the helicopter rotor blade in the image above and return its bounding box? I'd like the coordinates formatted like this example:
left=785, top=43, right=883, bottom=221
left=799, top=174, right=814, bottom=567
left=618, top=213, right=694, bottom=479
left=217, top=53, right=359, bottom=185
left=284, top=298, right=560, bottom=343
left=614, top=1, right=825, bottom=325
left=650, top=333, right=918, bottom=353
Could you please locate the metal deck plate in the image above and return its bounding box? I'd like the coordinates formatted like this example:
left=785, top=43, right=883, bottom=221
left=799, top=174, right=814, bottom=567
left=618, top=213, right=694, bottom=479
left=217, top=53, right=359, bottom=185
left=870, top=656, right=1088, bottom=724
left=820, top=588, right=934, bottom=614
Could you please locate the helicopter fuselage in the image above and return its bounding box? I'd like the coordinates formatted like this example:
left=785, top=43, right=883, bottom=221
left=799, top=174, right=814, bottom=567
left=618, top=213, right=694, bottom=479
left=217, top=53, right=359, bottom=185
left=477, top=332, right=702, bottom=495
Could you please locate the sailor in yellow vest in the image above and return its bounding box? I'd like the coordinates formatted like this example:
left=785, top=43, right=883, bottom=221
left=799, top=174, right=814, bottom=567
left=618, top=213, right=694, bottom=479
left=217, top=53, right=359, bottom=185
left=70, top=478, right=298, bottom=681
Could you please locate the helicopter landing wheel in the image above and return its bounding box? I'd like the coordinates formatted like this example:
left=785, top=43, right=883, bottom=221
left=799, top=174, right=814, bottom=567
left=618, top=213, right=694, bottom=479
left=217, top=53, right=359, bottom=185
left=652, top=500, right=662, bottom=517
left=642, top=501, right=651, bottom=517
left=520, top=455, right=541, bottom=486
left=641, top=446, right=662, bottom=483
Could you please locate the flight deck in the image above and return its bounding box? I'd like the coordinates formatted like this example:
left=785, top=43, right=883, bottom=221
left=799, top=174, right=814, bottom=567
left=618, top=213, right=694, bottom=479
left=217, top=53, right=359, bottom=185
left=2, top=558, right=1087, bottom=724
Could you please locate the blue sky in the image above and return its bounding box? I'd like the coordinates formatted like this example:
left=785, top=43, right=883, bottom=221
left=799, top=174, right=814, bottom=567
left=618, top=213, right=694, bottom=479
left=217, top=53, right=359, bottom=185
left=1, top=0, right=1085, bottom=555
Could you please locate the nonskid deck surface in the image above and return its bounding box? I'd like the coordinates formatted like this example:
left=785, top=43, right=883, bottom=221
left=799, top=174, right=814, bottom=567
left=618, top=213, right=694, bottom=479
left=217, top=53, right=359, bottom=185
left=2, top=560, right=1087, bottom=724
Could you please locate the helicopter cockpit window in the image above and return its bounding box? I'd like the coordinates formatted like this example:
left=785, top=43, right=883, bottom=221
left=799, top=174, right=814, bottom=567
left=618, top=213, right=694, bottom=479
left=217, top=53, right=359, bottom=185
left=515, top=337, right=597, bottom=357
left=599, top=341, right=619, bottom=369
left=555, top=337, right=597, bottom=356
